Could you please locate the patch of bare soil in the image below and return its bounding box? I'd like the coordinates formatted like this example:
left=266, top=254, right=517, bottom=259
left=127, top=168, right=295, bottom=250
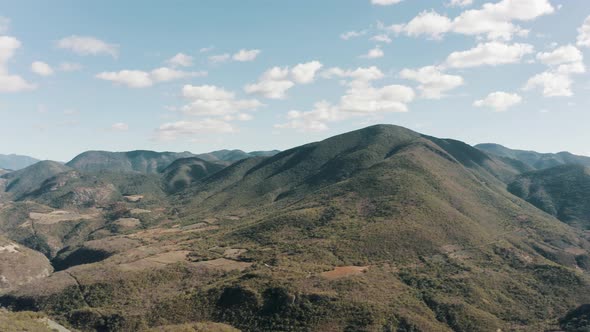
left=114, top=217, right=141, bottom=229
left=28, top=210, right=99, bottom=225
left=320, top=266, right=369, bottom=280
left=124, top=195, right=143, bottom=202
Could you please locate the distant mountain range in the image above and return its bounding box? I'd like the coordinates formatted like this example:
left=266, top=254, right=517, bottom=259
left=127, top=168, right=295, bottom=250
left=0, top=154, right=40, bottom=171
left=476, top=143, right=590, bottom=170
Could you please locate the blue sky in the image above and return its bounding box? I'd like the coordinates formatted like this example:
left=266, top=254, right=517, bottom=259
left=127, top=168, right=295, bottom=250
left=1, top=0, right=590, bottom=161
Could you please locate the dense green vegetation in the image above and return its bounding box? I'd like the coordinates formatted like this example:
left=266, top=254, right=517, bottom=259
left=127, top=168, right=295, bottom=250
left=1, top=125, right=590, bottom=331
left=509, top=164, right=590, bottom=229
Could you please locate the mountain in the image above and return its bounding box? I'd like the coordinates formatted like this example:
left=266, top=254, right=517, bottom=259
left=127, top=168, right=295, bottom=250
left=161, top=157, right=226, bottom=193
left=66, top=150, right=196, bottom=174
left=194, top=149, right=280, bottom=164
left=1, top=125, right=589, bottom=331
left=476, top=143, right=590, bottom=170
left=1, top=161, right=72, bottom=199
left=0, top=154, right=40, bottom=171
left=0, top=169, right=9, bottom=176
left=65, top=149, right=280, bottom=175
left=508, top=164, right=590, bottom=230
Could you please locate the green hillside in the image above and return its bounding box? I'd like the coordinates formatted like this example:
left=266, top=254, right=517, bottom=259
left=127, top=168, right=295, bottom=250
left=509, top=164, right=590, bottom=230
left=161, top=157, right=227, bottom=193
left=476, top=143, right=590, bottom=170
left=1, top=161, right=72, bottom=199
left=66, top=150, right=196, bottom=174
left=0, top=125, right=589, bottom=331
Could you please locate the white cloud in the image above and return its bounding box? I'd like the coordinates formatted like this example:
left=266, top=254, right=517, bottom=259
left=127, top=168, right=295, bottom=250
left=155, top=119, right=235, bottom=141
left=524, top=72, right=574, bottom=97
left=578, top=16, right=590, bottom=48
left=381, top=0, right=554, bottom=41
left=96, top=70, right=152, bottom=88
left=370, top=34, right=392, bottom=43
left=167, top=53, right=193, bottom=67
left=524, top=44, right=586, bottom=97
left=56, top=35, right=118, bottom=57
left=199, top=46, right=214, bottom=53
left=150, top=67, right=206, bottom=82
left=209, top=49, right=261, bottom=63
left=322, top=66, right=384, bottom=82
left=232, top=49, right=260, bottom=62
left=291, top=61, right=323, bottom=84
left=58, top=62, right=83, bottom=72
left=341, top=30, right=367, bottom=40
left=371, top=0, right=403, bottom=5
left=360, top=46, right=384, bottom=59
left=404, top=11, right=452, bottom=39
left=0, top=36, right=36, bottom=93
left=445, top=42, right=533, bottom=68
left=448, top=0, right=473, bottom=7
left=31, top=61, right=54, bottom=76
left=180, top=84, right=262, bottom=116
left=277, top=66, right=414, bottom=132
left=245, top=61, right=323, bottom=99
left=96, top=67, right=206, bottom=88
left=400, top=66, right=463, bottom=99
left=537, top=45, right=583, bottom=65
left=451, top=0, right=554, bottom=40
left=473, top=91, right=522, bottom=111
left=111, top=122, right=129, bottom=131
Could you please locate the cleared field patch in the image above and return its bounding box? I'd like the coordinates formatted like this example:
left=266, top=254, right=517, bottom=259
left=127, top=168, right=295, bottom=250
left=29, top=210, right=98, bottom=225
left=321, top=266, right=369, bottom=280
left=114, top=217, right=141, bottom=229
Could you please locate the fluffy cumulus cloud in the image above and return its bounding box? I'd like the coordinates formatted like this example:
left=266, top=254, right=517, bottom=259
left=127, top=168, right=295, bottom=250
left=360, top=46, right=384, bottom=59
left=167, top=53, right=193, bottom=67
left=473, top=91, right=522, bottom=111
left=180, top=84, right=262, bottom=116
left=379, top=0, right=554, bottom=41
left=0, top=36, right=36, bottom=93
left=232, top=49, right=261, bottom=62
left=96, top=67, right=206, bottom=88
left=524, top=45, right=586, bottom=97
left=404, top=11, right=452, bottom=40
left=209, top=49, right=261, bottom=63
left=56, top=35, right=118, bottom=57
left=276, top=66, right=415, bottom=132
left=31, top=61, right=54, bottom=76
left=245, top=61, right=322, bottom=99
left=291, top=61, right=323, bottom=84
left=578, top=16, right=590, bottom=48
left=371, top=0, right=403, bottom=5
left=400, top=66, right=463, bottom=99
left=444, top=42, right=533, bottom=68
left=448, top=0, right=473, bottom=7
left=155, top=119, right=235, bottom=141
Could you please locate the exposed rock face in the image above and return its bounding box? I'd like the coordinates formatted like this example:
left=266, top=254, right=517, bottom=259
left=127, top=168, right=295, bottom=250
left=0, top=235, right=53, bottom=291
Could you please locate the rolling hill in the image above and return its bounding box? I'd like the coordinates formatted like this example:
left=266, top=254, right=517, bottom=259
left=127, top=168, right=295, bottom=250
left=0, top=125, right=589, bottom=331
left=508, top=164, right=590, bottom=230
left=476, top=143, right=590, bottom=170
left=161, top=157, right=227, bottom=193
left=0, top=154, right=40, bottom=171
left=1, top=161, right=72, bottom=199
left=66, top=150, right=196, bottom=174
